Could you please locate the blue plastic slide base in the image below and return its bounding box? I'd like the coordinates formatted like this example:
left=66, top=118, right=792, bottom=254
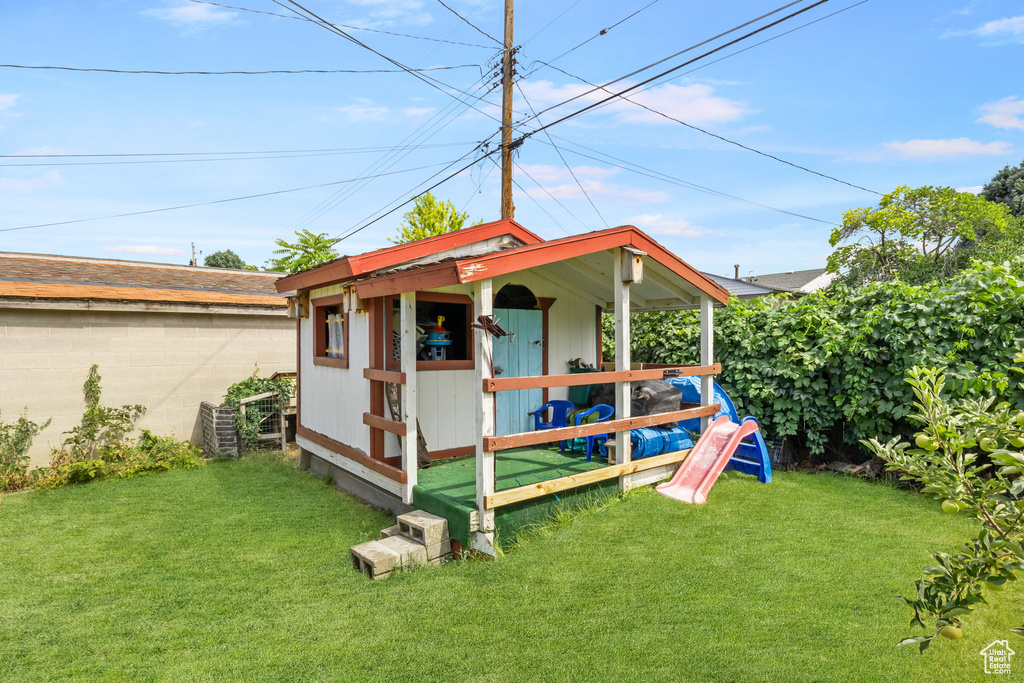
left=726, top=416, right=773, bottom=484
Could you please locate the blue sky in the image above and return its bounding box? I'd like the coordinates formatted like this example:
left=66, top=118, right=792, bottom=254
left=1, top=0, right=1022, bottom=277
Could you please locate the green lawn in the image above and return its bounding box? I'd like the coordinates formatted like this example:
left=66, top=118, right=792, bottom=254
left=1, top=454, right=1021, bottom=682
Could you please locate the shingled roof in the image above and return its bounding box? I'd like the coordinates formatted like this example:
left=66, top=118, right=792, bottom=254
left=0, top=253, right=287, bottom=310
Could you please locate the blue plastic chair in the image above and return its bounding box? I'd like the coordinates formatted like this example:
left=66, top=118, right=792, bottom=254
left=561, top=404, right=614, bottom=462
left=532, top=400, right=575, bottom=448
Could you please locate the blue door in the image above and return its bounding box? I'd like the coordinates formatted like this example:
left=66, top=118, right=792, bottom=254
left=493, top=308, right=543, bottom=437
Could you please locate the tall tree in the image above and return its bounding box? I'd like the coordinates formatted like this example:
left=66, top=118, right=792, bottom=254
left=827, top=185, right=1019, bottom=286
left=267, top=229, right=340, bottom=274
left=389, top=192, right=470, bottom=245
left=983, top=158, right=1024, bottom=217
left=204, top=249, right=246, bottom=269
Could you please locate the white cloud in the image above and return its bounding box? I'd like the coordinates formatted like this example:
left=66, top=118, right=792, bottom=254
left=105, top=245, right=187, bottom=256
left=973, top=14, right=1024, bottom=42
left=956, top=185, right=984, bottom=194
left=627, top=213, right=713, bottom=238
left=335, top=104, right=390, bottom=122
left=883, top=137, right=1012, bottom=159
left=517, top=79, right=750, bottom=127
left=0, top=170, right=63, bottom=194
left=977, top=96, right=1024, bottom=130
left=343, top=0, right=433, bottom=28
left=0, top=94, right=20, bottom=112
left=143, top=4, right=237, bottom=26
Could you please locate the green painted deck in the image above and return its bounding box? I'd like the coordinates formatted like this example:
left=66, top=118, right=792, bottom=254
left=413, top=446, right=620, bottom=548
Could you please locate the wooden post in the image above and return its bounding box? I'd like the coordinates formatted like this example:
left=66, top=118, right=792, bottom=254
left=614, top=249, right=632, bottom=490
left=700, top=293, right=714, bottom=431
left=473, top=278, right=497, bottom=554
left=400, top=291, right=418, bottom=503
left=499, top=0, right=515, bottom=219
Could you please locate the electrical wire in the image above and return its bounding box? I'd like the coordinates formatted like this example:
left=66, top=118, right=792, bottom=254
left=512, top=160, right=589, bottom=233
left=188, top=0, right=496, bottom=49
left=0, top=63, right=479, bottom=75
left=540, top=135, right=837, bottom=225
left=0, top=160, right=462, bottom=234
left=434, top=0, right=503, bottom=46
left=0, top=143, right=478, bottom=167
left=0, top=142, right=477, bottom=160
left=531, top=0, right=662, bottom=67
left=519, top=0, right=586, bottom=47
left=514, top=80, right=608, bottom=228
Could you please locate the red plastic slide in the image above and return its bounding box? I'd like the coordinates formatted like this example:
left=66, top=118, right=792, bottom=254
left=656, top=415, right=760, bottom=505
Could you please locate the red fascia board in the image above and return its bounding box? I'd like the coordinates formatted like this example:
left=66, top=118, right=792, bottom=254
left=454, top=225, right=730, bottom=305
left=353, top=262, right=461, bottom=299
left=274, top=219, right=543, bottom=294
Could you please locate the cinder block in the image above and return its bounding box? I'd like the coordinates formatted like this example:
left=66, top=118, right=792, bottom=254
left=379, top=535, right=428, bottom=568
left=427, top=555, right=447, bottom=567
left=380, top=524, right=401, bottom=539
left=349, top=540, right=401, bottom=579
left=424, top=539, right=452, bottom=561
left=397, top=510, right=448, bottom=547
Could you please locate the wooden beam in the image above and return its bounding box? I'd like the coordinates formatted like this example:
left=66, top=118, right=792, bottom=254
left=485, top=448, right=691, bottom=509
left=483, top=404, right=719, bottom=451
left=400, top=290, right=418, bottom=500
left=363, top=368, right=406, bottom=385
left=296, top=425, right=407, bottom=484
left=362, top=412, right=407, bottom=436
left=530, top=266, right=606, bottom=308
left=482, top=364, right=721, bottom=392
left=700, top=293, right=714, bottom=432
left=473, top=278, right=496, bottom=550
left=614, top=257, right=632, bottom=469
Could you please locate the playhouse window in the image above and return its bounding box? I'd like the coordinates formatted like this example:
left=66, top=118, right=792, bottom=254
left=387, top=292, right=474, bottom=371
left=312, top=295, right=349, bottom=368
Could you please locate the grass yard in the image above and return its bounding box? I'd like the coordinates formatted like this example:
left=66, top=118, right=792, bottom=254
left=1, top=454, right=1021, bottom=682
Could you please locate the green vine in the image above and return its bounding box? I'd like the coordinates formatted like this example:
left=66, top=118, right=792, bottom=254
left=610, top=258, right=1024, bottom=458
left=222, top=369, right=293, bottom=450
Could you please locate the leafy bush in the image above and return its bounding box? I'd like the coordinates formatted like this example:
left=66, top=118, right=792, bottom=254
left=0, top=411, right=51, bottom=492
left=222, top=370, right=293, bottom=451
left=59, top=365, right=145, bottom=461
left=866, top=362, right=1024, bottom=650
left=613, top=259, right=1024, bottom=457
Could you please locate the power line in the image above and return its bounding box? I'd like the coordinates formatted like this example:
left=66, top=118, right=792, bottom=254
left=519, top=0, right=585, bottom=47
left=541, top=135, right=837, bottom=225
left=0, top=63, right=480, bottom=76
left=514, top=81, right=608, bottom=228
left=0, top=160, right=461, bottom=234
left=536, top=58, right=879, bottom=196
left=0, top=142, right=479, bottom=167
left=434, top=0, right=502, bottom=46
left=0, top=142, right=476, bottom=159
left=517, top=0, right=808, bottom=125
left=511, top=159, right=588, bottom=233
left=532, top=0, right=663, bottom=66
left=188, top=0, right=496, bottom=49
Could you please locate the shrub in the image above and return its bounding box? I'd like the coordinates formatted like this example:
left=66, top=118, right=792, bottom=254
left=0, top=411, right=51, bottom=492
left=614, top=259, right=1024, bottom=457
left=865, top=361, right=1024, bottom=650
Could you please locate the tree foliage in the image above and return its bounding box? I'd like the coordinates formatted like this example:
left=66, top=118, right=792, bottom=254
left=983, top=158, right=1024, bottom=217
left=866, top=364, right=1024, bottom=650
left=389, top=192, right=470, bottom=245
left=204, top=249, right=246, bottom=270
left=0, top=410, right=51, bottom=492
left=614, top=258, right=1024, bottom=457
left=267, top=229, right=340, bottom=274
left=826, top=185, right=1018, bottom=286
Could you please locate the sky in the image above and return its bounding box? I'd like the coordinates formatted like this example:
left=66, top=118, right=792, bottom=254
left=1, top=0, right=1023, bottom=278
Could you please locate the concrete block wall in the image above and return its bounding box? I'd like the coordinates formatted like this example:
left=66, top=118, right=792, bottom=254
left=0, top=308, right=295, bottom=467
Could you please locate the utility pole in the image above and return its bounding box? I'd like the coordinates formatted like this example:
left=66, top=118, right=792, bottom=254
left=499, top=0, right=515, bottom=220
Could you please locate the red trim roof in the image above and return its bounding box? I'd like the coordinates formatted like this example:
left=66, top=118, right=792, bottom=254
left=275, top=218, right=542, bottom=293
left=352, top=225, right=730, bottom=305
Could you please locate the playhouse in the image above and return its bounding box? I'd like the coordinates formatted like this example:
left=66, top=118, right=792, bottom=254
left=275, top=219, right=738, bottom=555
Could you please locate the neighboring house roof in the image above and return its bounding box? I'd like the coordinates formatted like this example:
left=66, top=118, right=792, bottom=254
left=702, top=272, right=775, bottom=300
left=277, top=221, right=731, bottom=310
left=741, top=268, right=835, bottom=294
left=0, top=252, right=288, bottom=312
